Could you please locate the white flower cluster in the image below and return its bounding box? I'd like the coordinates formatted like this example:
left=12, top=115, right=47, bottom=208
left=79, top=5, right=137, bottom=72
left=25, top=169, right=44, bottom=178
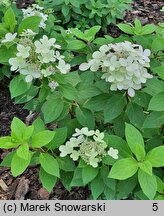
left=22, top=4, right=48, bottom=29
left=59, top=127, right=119, bottom=168
left=79, top=41, right=153, bottom=97
left=8, top=32, right=70, bottom=83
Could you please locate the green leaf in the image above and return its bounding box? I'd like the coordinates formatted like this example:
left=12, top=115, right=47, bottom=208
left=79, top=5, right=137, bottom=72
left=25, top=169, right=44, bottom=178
left=62, top=5, right=70, bottom=17
left=9, top=76, right=31, bottom=99
left=143, top=78, right=164, bottom=96
left=146, top=146, right=164, bottom=167
left=77, top=85, right=102, bottom=100
left=84, top=25, right=101, bottom=42
left=0, top=45, right=17, bottom=64
left=156, top=176, right=164, bottom=193
left=67, top=40, right=87, bottom=50
left=90, top=174, right=105, bottom=199
left=104, top=187, right=116, bottom=200
left=0, top=136, right=19, bottom=149
left=39, top=153, right=60, bottom=177
left=57, top=156, right=75, bottom=172
left=142, top=112, right=164, bottom=128
left=104, top=134, right=132, bottom=158
left=117, top=23, right=134, bottom=35
left=109, top=158, right=138, bottom=180
left=125, top=123, right=145, bottom=161
left=4, top=7, right=16, bottom=32
left=32, top=117, right=45, bottom=134
left=14, top=85, right=39, bottom=104
left=154, top=195, right=164, bottom=200
left=11, top=153, right=31, bottom=177
left=32, top=131, right=55, bottom=148
left=23, top=125, right=34, bottom=141
left=84, top=94, right=110, bottom=111
left=104, top=95, right=126, bottom=122
left=39, top=168, right=57, bottom=193
left=70, top=167, right=84, bottom=187
left=134, top=19, right=142, bottom=32
left=0, top=23, right=8, bottom=35
left=11, top=117, right=26, bottom=140
left=59, top=84, right=78, bottom=100
left=151, top=37, right=164, bottom=53
left=75, top=107, right=95, bottom=129
left=138, top=169, right=157, bottom=200
left=116, top=175, right=138, bottom=199
left=64, top=71, right=81, bottom=86
left=0, top=151, right=15, bottom=167
left=82, top=165, right=99, bottom=185
left=47, top=127, right=67, bottom=150
left=41, top=93, right=64, bottom=123
left=133, top=92, right=151, bottom=109
left=138, top=160, right=152, bottom=176
left=126, top=102, right=145, bottom=129
left=18, top=16, right=41, bottom=34
left=141, top=24, right=157, bottom=35
left=148, top=92, right=164, bottom=111
left=100, top=165, right=116, bottom=190
left=16, top=143, right=29, bottom=160
left=152, top=66, right=164, bottom=80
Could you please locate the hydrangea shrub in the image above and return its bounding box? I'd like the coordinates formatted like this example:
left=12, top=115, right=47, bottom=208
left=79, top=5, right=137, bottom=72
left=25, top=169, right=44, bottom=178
left=0, top=4, right=164, bottom=200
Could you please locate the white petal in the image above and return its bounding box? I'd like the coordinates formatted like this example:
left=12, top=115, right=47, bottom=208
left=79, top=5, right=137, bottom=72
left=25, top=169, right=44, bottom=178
left=127, top=88, right=135, bottom=97
left=79, top=63, right=90, bottom=71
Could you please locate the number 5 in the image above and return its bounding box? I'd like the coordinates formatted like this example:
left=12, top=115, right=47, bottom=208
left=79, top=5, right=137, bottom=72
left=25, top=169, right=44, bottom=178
left=152, top=203, right=158, bottom=211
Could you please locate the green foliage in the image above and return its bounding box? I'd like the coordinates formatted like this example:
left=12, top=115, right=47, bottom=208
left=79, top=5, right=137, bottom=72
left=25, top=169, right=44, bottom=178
left=36, top=0, right=133, bottom=32
left=0, top=2, right=164, bottom=201
left=117, top=19, right=157, bottom=35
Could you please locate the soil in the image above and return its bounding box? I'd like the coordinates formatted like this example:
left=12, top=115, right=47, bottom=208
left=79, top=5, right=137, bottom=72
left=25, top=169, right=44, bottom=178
left=0, top=0, right=164, bottom=200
